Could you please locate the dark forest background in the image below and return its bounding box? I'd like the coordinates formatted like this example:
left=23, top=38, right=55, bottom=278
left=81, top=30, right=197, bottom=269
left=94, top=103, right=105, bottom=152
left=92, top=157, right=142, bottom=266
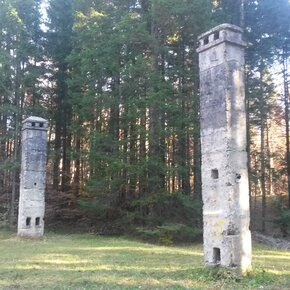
left=0, top=0, right=290, bottom=242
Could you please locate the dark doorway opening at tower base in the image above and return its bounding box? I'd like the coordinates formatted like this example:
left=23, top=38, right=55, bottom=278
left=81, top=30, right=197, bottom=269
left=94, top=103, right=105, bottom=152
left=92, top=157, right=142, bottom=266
left=213, top=247, right=221, bottom=264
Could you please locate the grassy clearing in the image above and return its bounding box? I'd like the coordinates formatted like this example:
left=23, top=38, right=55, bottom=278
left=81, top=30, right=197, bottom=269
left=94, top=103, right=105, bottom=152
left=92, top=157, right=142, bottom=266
left=0, top=229, right=289, bottom=289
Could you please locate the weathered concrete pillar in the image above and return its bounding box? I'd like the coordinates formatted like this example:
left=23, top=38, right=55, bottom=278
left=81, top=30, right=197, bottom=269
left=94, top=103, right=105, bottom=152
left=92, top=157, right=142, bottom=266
left=197, top=24, right=252, bottom=273
left=18, top=116, right=48, bottom=237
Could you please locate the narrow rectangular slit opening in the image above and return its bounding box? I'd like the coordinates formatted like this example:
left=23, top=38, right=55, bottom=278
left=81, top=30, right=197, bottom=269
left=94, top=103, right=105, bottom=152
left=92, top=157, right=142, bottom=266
left=26, top=217, right=31, bottom=227
left=213, top=247, right=221, bottom=264
left=35, top=217, right=40, bottom=226
left=214, top=31, right=220, bottom=40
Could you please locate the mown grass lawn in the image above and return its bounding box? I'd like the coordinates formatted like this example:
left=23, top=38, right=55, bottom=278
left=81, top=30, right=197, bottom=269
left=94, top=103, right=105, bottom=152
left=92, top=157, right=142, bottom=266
left=0, top=229, right=289, bottom=289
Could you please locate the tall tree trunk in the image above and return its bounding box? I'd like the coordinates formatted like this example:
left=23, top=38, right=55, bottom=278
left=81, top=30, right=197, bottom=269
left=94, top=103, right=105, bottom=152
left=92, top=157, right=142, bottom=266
left=0, top=96, right=7, bottom=196
left=109, top=75, right=121, bottom=203
left=148, top=10, right=165, bottom=193
left=179, top=99, right=189, bottom=193
left=10, top=58, right=21, bottom=227
left=61, top=107, right=72, bottom=192
left=282, top=47, right=290, bottom=208
left=129, top=121, right=137, bottom=199
left=178, top=40, right=190, bottom=194
left=245, top=71, right=253, bottom=219
left=266, top=120, right=273, bottom=195
left=53, top=115, right=61, bottom=191
left=259, top=68, right=267, bottom=233
left=73, top=131, right=81, bottom=195
left=261, top=118, right=267, bottom=233
left=193, top=61, right=202, bottom=198
left=139, top=108, right=147, bottom=197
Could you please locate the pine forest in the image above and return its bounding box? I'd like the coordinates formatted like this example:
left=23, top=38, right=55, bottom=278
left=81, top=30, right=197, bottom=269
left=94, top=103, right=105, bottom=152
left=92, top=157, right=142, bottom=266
left=0, top=0, right=290, bottom=241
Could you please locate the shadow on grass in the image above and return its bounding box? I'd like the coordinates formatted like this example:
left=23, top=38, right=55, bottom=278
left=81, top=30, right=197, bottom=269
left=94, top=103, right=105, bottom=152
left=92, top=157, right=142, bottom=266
left=0, top=237, right=204, bottom=289
left=0, top=232, right=290, bottom=289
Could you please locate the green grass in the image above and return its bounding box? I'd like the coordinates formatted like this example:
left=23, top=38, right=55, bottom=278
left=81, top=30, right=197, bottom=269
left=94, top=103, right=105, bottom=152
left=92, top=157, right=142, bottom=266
left=0, top=229, right=289, bottom=289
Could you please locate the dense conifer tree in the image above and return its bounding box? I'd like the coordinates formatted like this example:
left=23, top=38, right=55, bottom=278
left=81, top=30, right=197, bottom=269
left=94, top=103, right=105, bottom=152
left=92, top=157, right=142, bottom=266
left=0, top=0, right=43, bottom=225
left=1, top=0, right=290, bottom=236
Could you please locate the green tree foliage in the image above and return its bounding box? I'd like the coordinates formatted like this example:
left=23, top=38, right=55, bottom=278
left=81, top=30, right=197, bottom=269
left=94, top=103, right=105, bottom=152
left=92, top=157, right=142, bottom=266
left=63, top=0, right=212, bottom=235
left=45, top=0, right=74, bottom=191
left=213, top=0, right=243, bottom=26
left=244, top=0, right=290, bottom=231
left=0, top=0, right=43, bottom=225
left=1, top=0, right=290, bottom=237
left=212, top=0, right=290, bottom=233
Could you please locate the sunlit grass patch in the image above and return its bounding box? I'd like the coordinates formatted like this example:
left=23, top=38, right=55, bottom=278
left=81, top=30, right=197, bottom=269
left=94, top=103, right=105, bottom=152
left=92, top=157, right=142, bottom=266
left=0, top=229, right=289, bottom=289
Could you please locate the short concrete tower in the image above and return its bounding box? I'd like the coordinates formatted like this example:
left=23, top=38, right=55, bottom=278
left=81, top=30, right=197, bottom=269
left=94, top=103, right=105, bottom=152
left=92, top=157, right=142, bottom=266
left=197, top=24, right=251, bottom=273
left=18, top=116, right=48, bottom=237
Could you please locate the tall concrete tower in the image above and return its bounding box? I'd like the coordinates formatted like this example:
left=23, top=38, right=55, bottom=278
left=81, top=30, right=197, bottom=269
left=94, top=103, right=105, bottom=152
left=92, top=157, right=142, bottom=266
left=197, top=24, right=251, bottom=273
left=18, top=116, right=48, bottom=237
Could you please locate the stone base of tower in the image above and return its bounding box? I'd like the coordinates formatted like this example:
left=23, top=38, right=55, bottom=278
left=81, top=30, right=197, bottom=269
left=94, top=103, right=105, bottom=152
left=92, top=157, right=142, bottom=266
left=203, top=226, right=252, bottom=273
left=17, top=199, right=45, bottom=238
left=17, top=226, right=44, bottom=238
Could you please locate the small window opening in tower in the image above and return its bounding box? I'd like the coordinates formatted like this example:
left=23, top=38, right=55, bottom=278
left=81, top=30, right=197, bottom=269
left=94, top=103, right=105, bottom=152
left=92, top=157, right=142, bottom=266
left=39, top=123, right=43, bottom=128
left=214, top=31, right=220, bottom=40
left=204, top=36, right=209, bottom=45
left=32, top=122, right=36, bottom=127
left=26, top=217, right=31, bottom=227
left=213, top=247, right=221, bottom=264
left=34, top=182, right=37, bottom=186
left=211, top=169, right=219, bottom=179
left=35, top=217, right=40, bottom=226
